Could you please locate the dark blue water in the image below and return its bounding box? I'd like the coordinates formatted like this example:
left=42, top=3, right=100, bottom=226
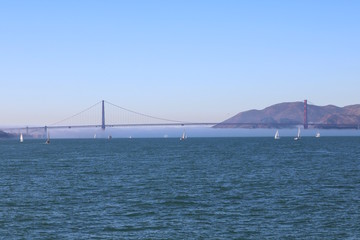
left=1, top=137, right=360, bottom=239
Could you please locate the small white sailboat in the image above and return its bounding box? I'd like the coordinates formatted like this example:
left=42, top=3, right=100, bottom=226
left=315, top=131, right=320, bottom=138
left=94, top=133, right=97, bottom=139
left=45, top=131, right=50, bottom=144
left=294, top=127, right=301, bottom=141
left=274, top=130, right=280, bottom=140
left=20, top=133, right=24, bottom=143
left=180, top=131, right=187, bottom=140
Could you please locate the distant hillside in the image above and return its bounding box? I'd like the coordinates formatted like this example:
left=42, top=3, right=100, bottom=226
left=215, top=101, right=360, bottom=129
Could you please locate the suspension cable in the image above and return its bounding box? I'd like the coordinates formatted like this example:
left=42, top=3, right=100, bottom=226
left=105, top=100, right=189, bottom=124
left=49, top=101, right=102, bottom=126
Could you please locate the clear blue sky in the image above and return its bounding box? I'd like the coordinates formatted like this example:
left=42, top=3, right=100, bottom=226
left=1, top=0, right=359, bottom=125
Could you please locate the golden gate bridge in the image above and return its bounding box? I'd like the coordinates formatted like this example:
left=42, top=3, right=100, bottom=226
left=1, top=100, right=359, bottom=136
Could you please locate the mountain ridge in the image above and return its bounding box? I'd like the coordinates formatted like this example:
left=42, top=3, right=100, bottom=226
left=216, top=101, right=360, bottom=129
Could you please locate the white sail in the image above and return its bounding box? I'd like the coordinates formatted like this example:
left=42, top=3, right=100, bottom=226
left=274, top=130, right=280, bottom=139
left=294, top=127, right=301, bottom=140
left=180, top=131, right=186, bottom=140
left=20, top=133, right=23, bottom=143
left=45, top=131, right=50, bottom=144
left=315, top=131, right=320, bottom=138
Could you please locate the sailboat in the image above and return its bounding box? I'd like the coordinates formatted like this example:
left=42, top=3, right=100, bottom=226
left=180, top=131, right=187, bottom=140
left=294, top=127, right=301, bottom=141
left=274, top=130, right=280, bottom=140
left=45, top=131, right=50, bottom=144
left=315, top=131, right=320, bottom=138
left=94, top=133, right=97, bottom=139
left=20, top=133, right=24, bottom=143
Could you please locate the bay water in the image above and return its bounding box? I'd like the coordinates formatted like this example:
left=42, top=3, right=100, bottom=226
left=1, top=137, right=360, bottom=239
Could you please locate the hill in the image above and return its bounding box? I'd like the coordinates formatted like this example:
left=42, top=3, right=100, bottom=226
left=215, top=101, right=360, bottom=129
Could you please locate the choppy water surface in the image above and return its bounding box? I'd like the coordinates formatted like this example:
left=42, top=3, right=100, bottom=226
left=1, top=137, right=360, bottom=239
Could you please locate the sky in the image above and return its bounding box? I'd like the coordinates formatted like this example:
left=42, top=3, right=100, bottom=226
left=1, top=0, right=359, bottom=126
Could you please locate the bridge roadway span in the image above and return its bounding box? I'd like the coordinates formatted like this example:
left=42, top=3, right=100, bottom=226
left=2, top=122, right=359, bottom=132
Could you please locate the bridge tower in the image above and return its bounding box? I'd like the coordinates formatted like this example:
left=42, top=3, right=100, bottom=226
left=101, top=100, right=105, bottom=130
left=304, top=99, right=308, bottom=129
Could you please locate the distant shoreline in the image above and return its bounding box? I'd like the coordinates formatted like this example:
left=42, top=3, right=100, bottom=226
left=1, top=127, right=359, bottom=139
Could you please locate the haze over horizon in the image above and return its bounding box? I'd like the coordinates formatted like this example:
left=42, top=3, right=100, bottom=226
left=1, top=1, right=359, bottom=126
